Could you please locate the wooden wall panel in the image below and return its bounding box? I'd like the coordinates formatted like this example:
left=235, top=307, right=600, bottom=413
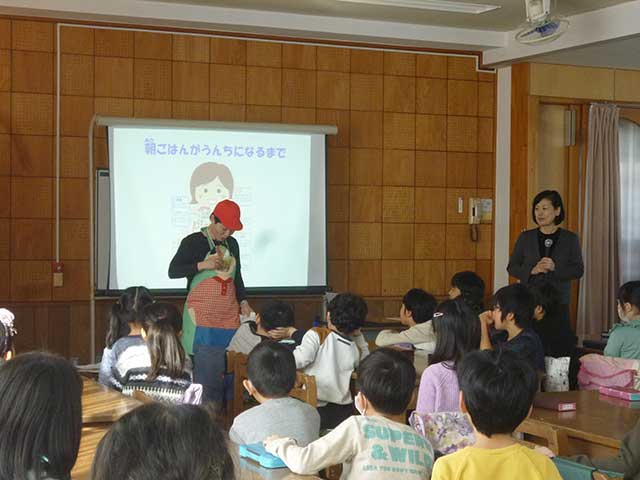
left=210, top=64, right=246, bottom=104
left=95, top=57, right=133, bottom=98
left=350, top=74, right=383, bottom=111
left=12, top=219, right=52, bottom=259
left=416, top=78, right=447, bottom=115
left=246, top=41, right=282, bottom=67
left=11, top=135, right=53, bottom=177
left=382, top=223, right=413, bottom=259
left=134, top=59, right=172, bottom=100
left=382, top=186, right=414, bottom=223
left=383, top=150, right=414, bottom=186
left=60, top=26, right=94, bottom=55
left=283, top=44, right=316, bottom=70
left=614, top=69, right=640, bottom=102
left=384, top=76, right=415, bottom=113
left=210, top=38, right=246, bottom=65
left=12, top=20, right=53, bottom=52
left=416, top=55, right=447, bottom=78
left=0, top=134, right=8, bottom=175
left=317, top=46, right=350, bottom=72
left=383, top=113, right=415, bottom=150
left=327, top=147, right=349, bottom=185
left=0, top=219, right=9, bottom=259
left=351, top=50, right=383, bottom=75
left=1, top=20, right=496, bottom=356
left=12, top=51, right=53, bottom=94
left=60, top=54, right=94, bottom=96
left=134, top=31, right=172, bottom=60
left=415, top=224, right=445, bottom=259
left=384, top=52, right=415, bottom=76
left=247, top=67, right=281, bottom=106
left=350, top=148, right=382, bottom=185
left=415, top=151, right=446, bottom=187
left=173, top=34, right=210, bottom=63
left=172, top=62, right=209, bottom=102
left=0, top=51, right=10, bottom=92
left=282, top=69, right=316, bottom=107
left=349, top=223, right=382, bottom=259
left=350, top=111, right=382, bottom=148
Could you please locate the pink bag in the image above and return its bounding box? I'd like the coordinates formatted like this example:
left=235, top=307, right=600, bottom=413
left=578, top=354, right=636, bottom=390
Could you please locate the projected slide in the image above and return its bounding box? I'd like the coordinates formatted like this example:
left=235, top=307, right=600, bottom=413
left=108, top=125, right=327, bottom=291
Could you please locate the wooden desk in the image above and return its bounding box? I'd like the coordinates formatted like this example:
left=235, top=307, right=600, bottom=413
left=71, top=427, right=108, bottom=480
left=81, top=377, right=142, bottom=424
left=520, top=390, right=640, bottom=457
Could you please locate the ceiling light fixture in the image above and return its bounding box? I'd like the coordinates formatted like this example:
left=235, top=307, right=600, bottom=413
left=335, top=0, right=501, bottom=14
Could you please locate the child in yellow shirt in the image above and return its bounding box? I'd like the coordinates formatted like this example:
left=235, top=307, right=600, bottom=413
left=431, top=348, right=561, bottom=480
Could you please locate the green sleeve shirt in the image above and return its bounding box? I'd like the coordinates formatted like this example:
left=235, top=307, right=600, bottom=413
left=604, top=319, right=640, bottom=360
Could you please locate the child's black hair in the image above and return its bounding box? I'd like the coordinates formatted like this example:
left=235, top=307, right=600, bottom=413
left=0, top=352, right=82, bottom=480
left=492, top=283, right=535, bottom=329
left=328, top=293, right=367, bottom=335
left=247, top=342, right=296, bottom=398
left=618, top=281, right=640, bottom=310
left=451, top=271, right=485, bottom=314
left=402, top=288, right=437, bottom=324
left=458, top=348, right=538, bottom=437
left=141, top=302, right=185, bottom=380
left=356, top=348, right=416, bottom=415
left=529, top=281, right=561, bottom=318
left=531, top=190, right=565, bottom=225
left=429, top=298, right=481, bottom=368
left=106, top=286, right=154, bottom=348
left=260, top=300, right=295, bottom=331
left=92, top=403, right=234, bottom=480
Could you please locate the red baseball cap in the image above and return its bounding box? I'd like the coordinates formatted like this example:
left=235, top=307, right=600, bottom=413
left=212, top=200, right=243, bottom=231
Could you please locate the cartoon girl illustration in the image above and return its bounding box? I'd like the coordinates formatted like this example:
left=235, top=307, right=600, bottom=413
left=189, top=162, right=234, bottom=231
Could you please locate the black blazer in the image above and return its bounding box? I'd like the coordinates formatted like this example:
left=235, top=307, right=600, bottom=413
left=507, top=228, right=584, bottom=305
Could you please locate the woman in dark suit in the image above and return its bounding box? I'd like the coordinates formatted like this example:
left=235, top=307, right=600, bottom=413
left=507, top=190, right=584, bottom=306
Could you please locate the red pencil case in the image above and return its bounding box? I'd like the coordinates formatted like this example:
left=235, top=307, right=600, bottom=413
left=533, top=394, right=577, bottom=411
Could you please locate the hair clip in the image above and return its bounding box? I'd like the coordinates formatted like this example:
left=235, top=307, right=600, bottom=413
left=432, top=312, right=444, bottom=318
left=0, top=308, right=17, bottom=336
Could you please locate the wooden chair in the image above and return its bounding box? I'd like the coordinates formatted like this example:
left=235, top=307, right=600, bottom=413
left=232, top=352, right=250, bottom=418
left=517, top=419, right=569, bottom=456
left=592, top=473, right=624, bottom=480
left=290, top=372, right=318, bottom=407
left=132, top=390, right=155, bottom=404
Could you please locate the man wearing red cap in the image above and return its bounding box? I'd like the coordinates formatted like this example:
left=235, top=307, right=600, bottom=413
left=169, top=199, right=252, bottom=404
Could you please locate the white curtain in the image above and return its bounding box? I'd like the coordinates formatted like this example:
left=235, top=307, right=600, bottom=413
left=619, top=119, right=640, bottom=283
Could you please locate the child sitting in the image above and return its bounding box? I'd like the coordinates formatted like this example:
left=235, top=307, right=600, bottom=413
left=0, top=352, right=82, bottom=480
left=448, top=271, right=485, bottom=314
left=227, top=300, right=304, bottom=354
left=431, top=349, right=561, bottom=480
left=114, top=303, right=192, bottom=404
left=229, top=342, right=320, bottom=446
left=375, top=288, right=437, bottom=347
left=294, top=292, right=369, bottom=430
left=0, top=308, right=16, bottom=363
left=99, top=286, right=154, bottom=387
left=605, top=281, right=640, bottom=359
left=265, top=348, right=434, bottom=479
left=92, top=403, right=234, bottom=480
left=416, top=298, right=480, bottom=414
left=375, top=288, right=437, bottom=372
left=480, top=284, right=545, bottom=372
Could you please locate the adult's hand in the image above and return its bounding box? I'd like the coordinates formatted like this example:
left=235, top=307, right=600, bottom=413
left=197, top=255, right=222, bottom=271
left=540, top=257, right=555, bottom=272
left=531, top=258, right=549, bottom=275
left=240, top=300, right=254, bottom=317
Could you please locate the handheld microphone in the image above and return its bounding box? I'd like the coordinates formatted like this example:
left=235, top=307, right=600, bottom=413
left=544, top=238, right=554, bottom=257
